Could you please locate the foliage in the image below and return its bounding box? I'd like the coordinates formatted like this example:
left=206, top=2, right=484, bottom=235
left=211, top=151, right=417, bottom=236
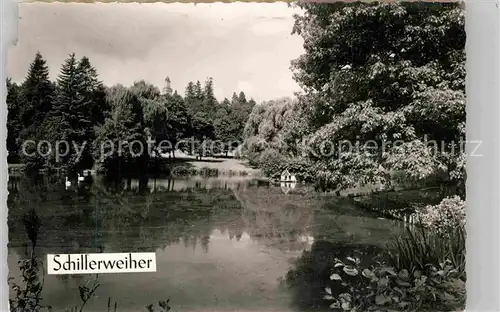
left=284, top=241, right=386, bottom=309
left=13, top=52, right=56, bottom=171
left=7, top=51, right=256, bottom=178
left=18, top=52, right=55, bottom=132
left=284, top=157, right=316, bottom=183
left=145, top=300, right=171, bottom=312
left=161, top=93, right=190, bottom=157
left=255, top=148, right=287, bottom=179
left=9, top=257, right=47, bottom=312
left=243, top=97, right=298, bottom=145
left=77, top=56, right=108, bottom=127
left=50, top=53, right=94, bottom=172
left=387, top=226, right=465, bottom=280
left=7, top=78, right=22, bottom=162
left=93, top=84, right=148, bottom=175
left=287, top=2, right=465, bottom=191
left=241, top=97, right=303, bottom=177
left=324, top=256, right=465, bottom=311
left=384, top=196, right=466, bottom=280
left=9, top=209, right=46, bottom=312
left=419, top=195, right=465, bottom=235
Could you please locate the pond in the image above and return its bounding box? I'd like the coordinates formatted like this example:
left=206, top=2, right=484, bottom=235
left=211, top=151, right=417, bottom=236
left=8, top=174, right=407, bottom=312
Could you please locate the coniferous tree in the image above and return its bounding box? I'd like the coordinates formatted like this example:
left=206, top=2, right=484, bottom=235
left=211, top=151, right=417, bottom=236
left=51, top=53, right=93, bottom=172
left=238, top=91, right=247, bottom=104
left=19, top=52, right=54, bottom=134
left=194, top=80, right=204, bottom=101
left=184, top=80, right=198, bottom=116
left=204, top=78, right=216, bottom=104
left=16, top=52, right=56, bottom=171
left=77, top=56, right=107, bottom=127
left=184, top=79, right=213, bottom=156
left=52, top=53, right=80, bottom=140
left=203, top=77, right=217, bottom=119
left=231, top=92, right=239, bottom=106
left=185, top=81, right=195, bottom=100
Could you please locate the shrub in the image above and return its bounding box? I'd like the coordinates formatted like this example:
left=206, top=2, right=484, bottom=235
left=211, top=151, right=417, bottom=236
left=419, top=196, right=465, bottom=235
left=287, top=157, right=315, bottom=183
left=198, top=167, right=219, bottom=177
left=171, top=165, right=197, bottom=176
left=323, top=257, right=465, bottom=312
left=257, top=148, right=287, bottom=179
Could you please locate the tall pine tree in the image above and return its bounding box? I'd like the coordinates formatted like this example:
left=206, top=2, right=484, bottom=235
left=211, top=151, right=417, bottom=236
left=51, top=53, right=93, bottom=172
left=231, top=92, right=239, bottom=106
left=77, top=56, right=107, bottom=127
left=238, top=91, right=247, bottom=104
left=194, top=80, right=204, bottom=101
left=185, top=81, right=195, bottom=100
left=19, top=52, right=54, bottom=135
left=203, top=77, right=217, bottom=119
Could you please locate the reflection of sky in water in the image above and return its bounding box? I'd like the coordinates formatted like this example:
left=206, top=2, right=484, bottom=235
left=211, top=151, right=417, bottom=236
left=8, top=176, right=405, bottom=312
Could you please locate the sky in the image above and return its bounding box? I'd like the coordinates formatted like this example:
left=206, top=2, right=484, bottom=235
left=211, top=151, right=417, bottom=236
left=7, top=2, right=305, bottom=102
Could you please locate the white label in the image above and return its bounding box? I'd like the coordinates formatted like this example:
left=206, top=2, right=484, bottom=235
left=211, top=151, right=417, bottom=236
left=47, top=253, right=157, bottom=274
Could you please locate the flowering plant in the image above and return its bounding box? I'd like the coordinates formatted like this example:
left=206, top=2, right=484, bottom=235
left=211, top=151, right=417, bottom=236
left=419, top=196, right=465, bottom=235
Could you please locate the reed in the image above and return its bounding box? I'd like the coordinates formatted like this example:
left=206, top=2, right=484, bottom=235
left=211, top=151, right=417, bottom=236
left=387, top=225, right=466, bottom=280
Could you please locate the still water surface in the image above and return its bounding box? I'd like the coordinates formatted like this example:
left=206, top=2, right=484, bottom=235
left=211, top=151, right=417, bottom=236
left=8, top=175, right=405, bottom=312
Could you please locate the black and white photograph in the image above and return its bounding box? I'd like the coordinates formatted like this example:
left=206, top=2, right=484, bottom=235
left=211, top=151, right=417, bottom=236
left=6, top=2, right=466, bottom=311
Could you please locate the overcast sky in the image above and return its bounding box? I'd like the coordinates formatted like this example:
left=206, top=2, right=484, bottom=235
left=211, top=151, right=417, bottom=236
left=7, top=2, right=304, bottom=102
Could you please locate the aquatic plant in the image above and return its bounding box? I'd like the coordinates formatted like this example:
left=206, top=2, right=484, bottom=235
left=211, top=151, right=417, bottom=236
left=284, top=241, right=386, bottom=309
left=387, top=225, right=466, bottom=280
left=9, top=256, right=46, bottom=312
left=146, top=300, right=171, bottom=312
left=386, top=196, right=466, bottom=278
left=323, top=257, right=465, bottom=311
left=9, top=208, right=47, bottom=312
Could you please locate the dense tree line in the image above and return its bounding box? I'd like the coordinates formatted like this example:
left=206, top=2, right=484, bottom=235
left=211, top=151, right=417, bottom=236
left=6, top=52, right=255, bottom=176
left=242, top=2, right=465, bottom=193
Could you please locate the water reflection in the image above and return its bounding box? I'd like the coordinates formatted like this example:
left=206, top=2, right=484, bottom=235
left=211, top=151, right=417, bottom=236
left=121, top=176, right=255, bottom=192
left=8, top=174, right=405, bottom=312
left=284, top=240, right=386, bottom=310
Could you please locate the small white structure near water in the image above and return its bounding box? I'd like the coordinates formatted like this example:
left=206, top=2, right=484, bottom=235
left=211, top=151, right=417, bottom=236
left=280, top=169, right=297, bottom=182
